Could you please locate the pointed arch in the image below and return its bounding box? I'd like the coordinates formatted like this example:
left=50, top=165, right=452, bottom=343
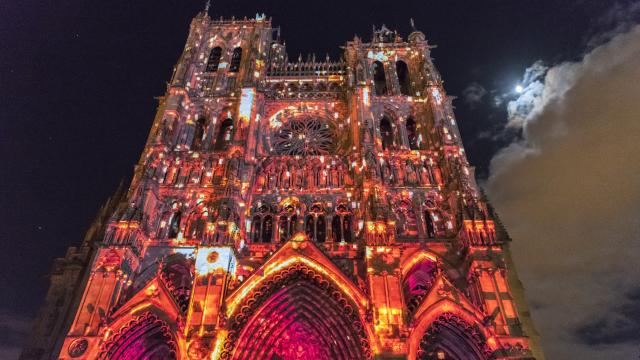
left=206, top=46, right=222, bottom=72
left=229, top=47, right=242, bottom=73
left=403, top=257, right=437, bottom=317
left=262, top=215, right=273, bottom=243
left=215, top=118, right=234, bottom=151
left=373, top=60, right=387, bottom=95
left=394, top=199, right=419, bottom=236
left=222, top=262, right=373, bottom=360
left=305, top=203, right=326, bottom=243
left=100, top=312, right=179, bottom=360
left=380, top=116, right=394, bottom=150
left=414, top=313, right=494, bottom=360
left=408, top=298, right=499, bottom=360
left=406, top=117, right=419, bottom=150
left=396, top=60, right=412, bottom=95
left=191, top=117, right=206, bottom=151
left=225, top=240, right=370, bottom=318
left=161, top=254, right=194, bottom=312
left=167, top=209, right=182, bottom=239
left=278, top=203, right=298, bottom=242
left=401, top=250, right=441, bottom=278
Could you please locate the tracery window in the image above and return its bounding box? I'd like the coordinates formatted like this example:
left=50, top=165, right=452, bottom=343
left=205, top=46, right=222, bottom=72
left=425, top=211, right=436, bottom=238
left=424, top=199, right=438, bottom=238
left=305, top=204, right=326, bottom=243
left=229, top=47, right=242, bottom=73
left=406, top=117, right=419, bottom=150
left=394, top=200, right=418, bottom=236
left=278, top=204, right=297, bottom=242
left=214, top=118, right=233, bottom=151
left=186, top=209, right=208, bottom=239
left=380, top=116, right=394, bottom=150
left=273, top=117, right=333, bottom=156
left=191, top=117, right=206, bottom=151
left=396, top=60, right=411, bottom=95
left=373, top=61, right=387, bottom=96
left=167, top=209, right=182, bottom=238
left=252, top=205, right=274, bottom=243
left=332, top=204, right=353, bottom=242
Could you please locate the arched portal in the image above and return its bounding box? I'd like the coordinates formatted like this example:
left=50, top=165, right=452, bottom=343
left=223, top=263, right=372, bottom=360
left=416, top=313, right=491, bottom=360
left=101, top=312, right=177, bottom=360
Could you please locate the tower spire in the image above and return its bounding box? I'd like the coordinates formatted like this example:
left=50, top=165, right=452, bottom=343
left=204, top=0, right=211, bottom=13
left=410, top=18, right=416, bottom=31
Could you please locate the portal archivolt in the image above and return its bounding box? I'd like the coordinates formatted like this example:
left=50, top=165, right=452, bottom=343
left=222, top=263, right=372, bottom=360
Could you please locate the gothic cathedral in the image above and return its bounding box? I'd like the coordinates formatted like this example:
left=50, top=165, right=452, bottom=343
left=22, top=10, right=544, bottom=360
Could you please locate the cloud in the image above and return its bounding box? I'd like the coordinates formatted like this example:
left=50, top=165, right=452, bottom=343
left=461, top=82, right=487, bottom=108
left=505, top=61, right=548, bottom=128
left=575, top=286, right=640, bottom=346
left=486, top=24, right=640, bottom=359
left=586, top=1, right=640, bottom=48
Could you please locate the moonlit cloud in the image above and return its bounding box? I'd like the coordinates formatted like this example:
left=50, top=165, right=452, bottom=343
left=505, top=61, right=547, bottom=129
left=487, top=25, right=640, bottom=359
left=461, top=82, right=488, bottom=108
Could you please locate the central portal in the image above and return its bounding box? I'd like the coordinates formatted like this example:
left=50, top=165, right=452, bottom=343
left=227, top=264, right=371, bottom=360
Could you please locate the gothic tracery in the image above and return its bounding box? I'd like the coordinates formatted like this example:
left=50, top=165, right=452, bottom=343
left=31, top=14, right=542, bottom=360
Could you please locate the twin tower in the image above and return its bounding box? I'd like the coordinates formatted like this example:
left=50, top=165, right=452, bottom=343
left=22, top=10, right=544, bottom=360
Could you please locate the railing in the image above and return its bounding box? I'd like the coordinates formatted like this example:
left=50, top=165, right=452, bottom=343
left=267, top=61, right=347, bottom=77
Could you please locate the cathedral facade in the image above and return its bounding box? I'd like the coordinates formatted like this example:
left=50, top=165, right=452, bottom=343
left=22, top=10, right=544, bottom=360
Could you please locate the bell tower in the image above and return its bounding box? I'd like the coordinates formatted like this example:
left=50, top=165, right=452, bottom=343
left=22, top=9, right=543, bottom=360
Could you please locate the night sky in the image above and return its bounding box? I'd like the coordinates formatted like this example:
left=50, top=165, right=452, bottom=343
left=2, top=0, right=640, bottom=358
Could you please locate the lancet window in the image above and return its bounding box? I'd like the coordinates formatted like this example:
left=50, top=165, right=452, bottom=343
left=424, top=198, right=439, bottom=239
left=229, top=47, right=242, bottom=73
left=185, top=210, right=207, bottom=240
left=373, top=61, right=387, bottom=96
left=191, top=117, right=206, bottom=151
left=394, top=200, right=419, bottom=237
left=380, top=116, right=394, bottom=150
left=205, top=46, right=222, bottom=72
left=332, top=204, right=353, bottom=242
left=396, top=60, right=411, bottom=95
left=406, top=117, right=419, bottom=150
left=167, top=209, right=182, bottom=239
left=305, top=204, right=326, bottom=243
left=214, top=118, right=233, bottom=151
left=251, top=205, right=274, bottom=243
left=278, top=204, right=297, bottom=242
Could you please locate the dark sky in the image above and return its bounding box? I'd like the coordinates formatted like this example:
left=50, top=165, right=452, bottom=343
left=1, top=0, right=637, bottom=358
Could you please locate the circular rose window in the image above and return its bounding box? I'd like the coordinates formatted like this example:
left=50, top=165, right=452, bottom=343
left=273, top=117, right=333, bottom=156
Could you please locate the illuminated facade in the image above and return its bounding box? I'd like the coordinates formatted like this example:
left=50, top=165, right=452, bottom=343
left=22, top=10, right=544, bottom=360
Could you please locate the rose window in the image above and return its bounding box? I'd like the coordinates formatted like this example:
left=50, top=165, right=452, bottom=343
left=273, top=117, right=333, bottom=155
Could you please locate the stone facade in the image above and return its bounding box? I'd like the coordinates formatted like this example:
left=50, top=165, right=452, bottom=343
left=22, top=10, right=544, bottom=360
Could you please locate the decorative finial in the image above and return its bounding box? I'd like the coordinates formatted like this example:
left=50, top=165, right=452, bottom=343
left=410, top=18, right=416, bottom=31
left=204, top=0, right=211, bottom=12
